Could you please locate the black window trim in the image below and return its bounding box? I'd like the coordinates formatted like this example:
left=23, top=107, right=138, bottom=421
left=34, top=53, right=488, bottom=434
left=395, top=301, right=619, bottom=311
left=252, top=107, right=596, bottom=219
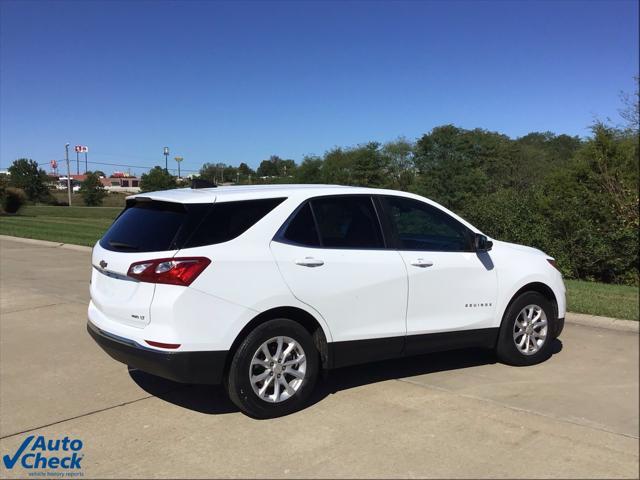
left=273, top=194, right=389, bottom=250
left=102, top=197, right=286, bottom=253
left=181, top=196, right=287, bottom=248
left=375, top=194, right=476, bottom=253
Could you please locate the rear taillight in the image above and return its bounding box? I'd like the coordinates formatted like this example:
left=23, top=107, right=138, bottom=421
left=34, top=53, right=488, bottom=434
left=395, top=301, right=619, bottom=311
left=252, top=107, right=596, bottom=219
left=547, top=258, right=558, bottom=270
left=127, top=257, right=211, bottom=286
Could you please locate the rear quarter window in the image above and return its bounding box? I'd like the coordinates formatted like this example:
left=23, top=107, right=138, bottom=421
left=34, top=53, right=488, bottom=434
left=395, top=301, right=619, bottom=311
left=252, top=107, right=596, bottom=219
left=183, top=198, right=286, bottom=248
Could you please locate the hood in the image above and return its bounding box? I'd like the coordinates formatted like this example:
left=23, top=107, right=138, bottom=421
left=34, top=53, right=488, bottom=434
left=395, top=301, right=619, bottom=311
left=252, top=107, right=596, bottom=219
left=492, top=240, right=549, bottom=258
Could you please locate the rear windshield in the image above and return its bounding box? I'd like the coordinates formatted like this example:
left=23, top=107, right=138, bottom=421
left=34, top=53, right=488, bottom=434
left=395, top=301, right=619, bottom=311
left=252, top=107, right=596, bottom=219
left=101, top=201, right=187, bottom=252
left=100, top=198, right=285, bottom=253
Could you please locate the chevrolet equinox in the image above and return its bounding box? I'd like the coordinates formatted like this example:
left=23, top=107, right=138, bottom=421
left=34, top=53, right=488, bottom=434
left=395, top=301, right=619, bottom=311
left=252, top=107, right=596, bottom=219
left=88, top=184, right=566, bottom=418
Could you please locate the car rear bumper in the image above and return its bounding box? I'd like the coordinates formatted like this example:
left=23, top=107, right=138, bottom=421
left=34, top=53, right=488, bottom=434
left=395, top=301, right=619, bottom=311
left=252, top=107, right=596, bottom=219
left=87, top=321, right=228, bottom=384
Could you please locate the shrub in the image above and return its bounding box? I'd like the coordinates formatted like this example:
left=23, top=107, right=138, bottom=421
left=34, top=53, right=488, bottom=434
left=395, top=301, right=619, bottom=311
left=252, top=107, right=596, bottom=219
left=2, top=187, right=27, bottom=214
left=8, top=159, right=50, bottom=202
left=79, top=172, right=107, bottom=206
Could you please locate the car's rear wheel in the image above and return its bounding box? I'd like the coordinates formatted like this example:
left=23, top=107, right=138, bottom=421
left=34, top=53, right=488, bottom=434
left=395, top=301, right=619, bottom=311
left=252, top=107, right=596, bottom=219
left=226, top=318, right=319, bottom=418
left=496, top=292, right=556, bottom=366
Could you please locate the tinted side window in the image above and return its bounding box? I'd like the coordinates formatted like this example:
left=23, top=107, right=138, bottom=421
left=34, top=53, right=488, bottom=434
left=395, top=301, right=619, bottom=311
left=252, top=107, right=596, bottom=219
left=185, top=198, right=285, bottom=248
left=101, top=201, right=188, bottom=252
left=311, top=196, right=383, bottom=248
left=383, top=196, right=471, bottom=252
left=282, top=203, right=320, bottom=247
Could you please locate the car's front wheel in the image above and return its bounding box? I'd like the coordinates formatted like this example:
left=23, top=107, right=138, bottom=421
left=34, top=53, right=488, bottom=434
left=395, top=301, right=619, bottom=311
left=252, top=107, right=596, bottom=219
left=226, top=318, right=319, bottom=418
left=496, top=291, right=556, bottom=366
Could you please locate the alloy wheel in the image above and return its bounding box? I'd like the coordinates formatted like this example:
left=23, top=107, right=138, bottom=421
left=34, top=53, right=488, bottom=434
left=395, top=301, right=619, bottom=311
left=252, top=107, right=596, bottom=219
left=249, top=336, right=307, bottom=403
left=513, top=304, right=548, bottom=355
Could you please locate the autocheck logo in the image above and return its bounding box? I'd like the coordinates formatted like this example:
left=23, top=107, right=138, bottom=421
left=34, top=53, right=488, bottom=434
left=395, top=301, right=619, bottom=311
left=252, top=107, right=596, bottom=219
left=2, top=435, right=84, bottom=472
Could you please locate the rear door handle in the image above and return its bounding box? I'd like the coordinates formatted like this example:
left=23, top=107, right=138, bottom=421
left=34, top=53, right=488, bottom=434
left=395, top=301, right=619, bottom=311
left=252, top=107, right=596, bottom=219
left=410, top=258, right=434, bottom=268
left=295, top=257, right=325, bottom=268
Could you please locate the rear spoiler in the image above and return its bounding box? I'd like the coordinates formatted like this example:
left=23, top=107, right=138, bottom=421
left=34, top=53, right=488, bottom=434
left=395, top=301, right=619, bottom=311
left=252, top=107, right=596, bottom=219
left=191, top=179, right=217, bottom=189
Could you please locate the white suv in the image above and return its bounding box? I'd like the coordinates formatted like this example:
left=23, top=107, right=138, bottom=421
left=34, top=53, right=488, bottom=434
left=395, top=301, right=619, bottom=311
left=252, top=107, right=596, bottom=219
left=88, top=184, right=566, bottom=418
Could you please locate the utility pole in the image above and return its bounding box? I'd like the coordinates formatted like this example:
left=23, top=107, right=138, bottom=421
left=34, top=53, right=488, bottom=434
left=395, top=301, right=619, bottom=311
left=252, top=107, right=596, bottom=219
left=163, top=147, right=170, bottom=172
left=84, top=151, right=88, bottom=173
left=65, top=143, right=71, bottom=206
left=76, top=149, right=80, bottom=175
left=174, top=156, right=183, bottom=180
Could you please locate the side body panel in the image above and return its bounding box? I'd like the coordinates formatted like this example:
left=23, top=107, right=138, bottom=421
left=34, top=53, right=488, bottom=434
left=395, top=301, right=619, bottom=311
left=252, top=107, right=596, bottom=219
left=270, top=241, right=408, bottom=343
left=490, top=240, right=567, bottom=323
left=400, top=250, right=499, bottom=334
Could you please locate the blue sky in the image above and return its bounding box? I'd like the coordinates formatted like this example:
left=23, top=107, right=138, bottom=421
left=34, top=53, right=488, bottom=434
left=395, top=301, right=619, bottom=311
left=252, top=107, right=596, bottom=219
left=1, top=0, right=638, bottom=175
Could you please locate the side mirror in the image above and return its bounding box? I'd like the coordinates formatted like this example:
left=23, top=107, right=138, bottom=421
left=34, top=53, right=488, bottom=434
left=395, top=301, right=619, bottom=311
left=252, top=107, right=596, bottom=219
left=474, top=233, right=493, bottom=252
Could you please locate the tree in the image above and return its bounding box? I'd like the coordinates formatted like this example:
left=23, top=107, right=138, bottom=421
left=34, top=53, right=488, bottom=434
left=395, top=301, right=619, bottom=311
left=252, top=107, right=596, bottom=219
left=93, top=170, right=106, bottom=178
left=256, top=156, right=281, bottom=177
left=139, top=166, right=177, bottom=192
left=619, top=76, right=639, bottom=132
left=8, top=159, right=50, bottom=201
left=413, top=126, right=492, bottom=211
left=540, top=123, right=638, bottom=283
left=79, top=171, right=107, bottom=206
left=322, top=148, right=355, bottom=185
left=382, top=138, right=416, bottom=190
left=279, top=159, right=296, bottom=177
left=255, top=155, right=296, bottom=178
left=294, top=156, right=324, bottom=183
left=199, top=163, right=220, bottom=184
left=238, top=162, right=255, bottom=178
left=199, top=163, right=238, bottom=184
left=351, top=142, right=389, bottom=187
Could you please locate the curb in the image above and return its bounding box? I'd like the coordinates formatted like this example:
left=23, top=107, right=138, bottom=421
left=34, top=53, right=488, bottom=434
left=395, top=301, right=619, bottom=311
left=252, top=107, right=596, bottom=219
left=565, top=312, right=638, bottom=333
left=0, top=235, right=93, bottom=253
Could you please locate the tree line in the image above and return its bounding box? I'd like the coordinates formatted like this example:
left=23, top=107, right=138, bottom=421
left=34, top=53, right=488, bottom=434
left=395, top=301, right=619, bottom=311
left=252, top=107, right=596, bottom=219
left=214, top=121, right=635, bottom=285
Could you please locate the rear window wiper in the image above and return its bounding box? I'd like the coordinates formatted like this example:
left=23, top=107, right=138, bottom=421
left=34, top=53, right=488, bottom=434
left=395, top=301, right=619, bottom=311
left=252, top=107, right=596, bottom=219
left=108, top=240, right=139, bottom=251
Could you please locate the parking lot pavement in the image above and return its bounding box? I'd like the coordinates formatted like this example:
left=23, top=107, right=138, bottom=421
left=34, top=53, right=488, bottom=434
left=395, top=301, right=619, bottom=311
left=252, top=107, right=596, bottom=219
left=1, top=237, right=638, bottom=478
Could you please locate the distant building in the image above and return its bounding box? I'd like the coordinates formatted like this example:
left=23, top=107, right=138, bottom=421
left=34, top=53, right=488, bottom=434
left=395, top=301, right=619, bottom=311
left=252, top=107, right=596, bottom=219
left=103, top=176, right=141, bottom=192
left=54, top=173, right=141, bottom=193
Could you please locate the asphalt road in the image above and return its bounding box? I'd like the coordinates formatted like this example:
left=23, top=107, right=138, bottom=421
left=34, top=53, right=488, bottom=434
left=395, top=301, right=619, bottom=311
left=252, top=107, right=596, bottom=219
left=0, top=237, right=638, bottom=478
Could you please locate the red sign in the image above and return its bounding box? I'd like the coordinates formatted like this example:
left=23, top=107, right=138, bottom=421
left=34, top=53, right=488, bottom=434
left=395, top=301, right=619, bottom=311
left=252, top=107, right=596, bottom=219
left=74, top=145, right=89, bottom=153
left=50, top=160, right=58, bottom=169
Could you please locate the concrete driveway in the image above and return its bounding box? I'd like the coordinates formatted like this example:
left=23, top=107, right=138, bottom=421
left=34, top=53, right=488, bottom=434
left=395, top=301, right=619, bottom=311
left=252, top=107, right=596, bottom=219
left=0, top=237, right=638, bottom=478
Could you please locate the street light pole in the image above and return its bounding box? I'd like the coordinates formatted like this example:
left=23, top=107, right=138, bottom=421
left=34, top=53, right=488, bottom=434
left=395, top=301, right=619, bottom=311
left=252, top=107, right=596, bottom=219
left=76, top=149, right=80, bottom=175
left=84, top=151, right=88, bottom=173
left=163, top=147, right=170, bottom=172
left=65, top=143, right=71, bottom=206
left=174, top=156, right=183, bottom=180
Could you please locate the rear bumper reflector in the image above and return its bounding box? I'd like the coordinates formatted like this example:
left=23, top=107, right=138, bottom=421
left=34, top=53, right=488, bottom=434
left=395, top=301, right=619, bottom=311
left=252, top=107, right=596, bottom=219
left=145, top=340, right=181, bottom=349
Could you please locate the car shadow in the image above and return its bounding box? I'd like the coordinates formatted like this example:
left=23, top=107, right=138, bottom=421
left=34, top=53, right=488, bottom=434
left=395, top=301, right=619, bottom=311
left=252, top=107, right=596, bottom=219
left=129, top=339, right=563, bottom=416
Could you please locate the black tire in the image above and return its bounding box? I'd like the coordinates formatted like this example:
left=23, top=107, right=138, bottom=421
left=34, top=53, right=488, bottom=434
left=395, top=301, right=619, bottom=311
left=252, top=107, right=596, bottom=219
left=496, top=291, right=556, bottom=366
left=225, top=318, right=319, bottom=419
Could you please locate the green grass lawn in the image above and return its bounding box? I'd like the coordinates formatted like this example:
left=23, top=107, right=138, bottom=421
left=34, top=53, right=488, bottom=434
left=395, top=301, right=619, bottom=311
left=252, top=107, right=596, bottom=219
left=0, top=205, right=121, bottom=246
left=565, top=279, right=639, bottom=321
left=49, top=191, right=128, bottom=207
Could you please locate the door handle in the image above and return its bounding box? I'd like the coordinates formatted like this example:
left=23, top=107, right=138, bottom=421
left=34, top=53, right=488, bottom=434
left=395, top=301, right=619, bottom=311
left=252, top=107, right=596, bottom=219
left=295, top=257, right=325, bottom=268
left=410, top=258, right=434, bottom=268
